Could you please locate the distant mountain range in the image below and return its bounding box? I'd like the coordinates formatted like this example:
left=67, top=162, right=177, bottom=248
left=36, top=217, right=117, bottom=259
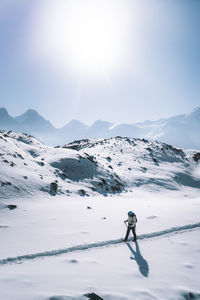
left=0, top=107, right=200, bottom=149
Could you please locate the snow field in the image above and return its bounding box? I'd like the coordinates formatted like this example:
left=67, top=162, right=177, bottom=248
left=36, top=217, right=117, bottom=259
left=0, top=189, right=200, bottom=299
left=0, top=189, right=200, bottom=258
left=0, top=230, right=199, bottom=300
left=1, top=133, right=200, bottom=299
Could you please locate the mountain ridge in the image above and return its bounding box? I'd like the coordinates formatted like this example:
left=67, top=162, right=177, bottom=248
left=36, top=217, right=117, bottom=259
left=1, top=131, right=200, bottom=199
left=0, top=107, right=200, bottom=149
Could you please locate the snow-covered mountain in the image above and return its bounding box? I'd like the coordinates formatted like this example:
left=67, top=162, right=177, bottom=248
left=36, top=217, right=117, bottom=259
left=87, top=120, right=113, bottom=138
left=0, top=108, right=20, bottom=131
left=59, top=120, right=88, bottom=143
left=15, top=109, right=55, bottom=132
left=0, top=108, right=58, bottom=145
left=144, top=107, right=200, bottom=149
left=1, top=131, right=200, bottom=300
left=14, top=109, right=59, bottom=145
left=0, top=107, right=200, bottom=149
left=1, top=130, right=200, bottom=199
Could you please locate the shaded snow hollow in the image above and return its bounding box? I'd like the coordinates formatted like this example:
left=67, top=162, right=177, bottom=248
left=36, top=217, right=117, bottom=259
left=0, top=131, right=200, bottom=199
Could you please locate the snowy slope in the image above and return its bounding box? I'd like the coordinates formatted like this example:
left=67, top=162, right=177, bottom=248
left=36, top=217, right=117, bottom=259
left=65, top=137, right=200, bottom=191
left=0, top=131, right=124, bottom=199
left=0, top=133, right=200, bottom=300
left=1, top=131, right=200, bottom=200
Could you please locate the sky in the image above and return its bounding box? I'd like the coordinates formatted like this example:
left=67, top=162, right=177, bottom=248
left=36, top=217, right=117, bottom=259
left=0, top=0, right=200, bottom=128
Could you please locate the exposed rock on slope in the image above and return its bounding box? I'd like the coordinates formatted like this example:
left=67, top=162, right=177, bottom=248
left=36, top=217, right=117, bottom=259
left=0, top=131, right=200, bottom=199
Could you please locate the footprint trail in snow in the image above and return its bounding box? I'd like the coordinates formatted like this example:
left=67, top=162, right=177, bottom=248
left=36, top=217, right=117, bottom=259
left=0, top=222, right=200, bottom=265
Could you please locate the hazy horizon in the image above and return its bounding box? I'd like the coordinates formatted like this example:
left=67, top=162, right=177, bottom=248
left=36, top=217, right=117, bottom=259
left=1, top=105, right=200, bottom=128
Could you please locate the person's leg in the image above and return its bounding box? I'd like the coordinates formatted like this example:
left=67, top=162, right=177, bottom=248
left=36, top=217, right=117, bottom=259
left=131, top=227, right=137, bottom=241
left=124, top=226, right=131, bottom=241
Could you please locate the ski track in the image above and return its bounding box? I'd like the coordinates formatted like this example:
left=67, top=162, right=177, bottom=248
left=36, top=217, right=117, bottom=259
left=0, top=222, right=200, bottom=266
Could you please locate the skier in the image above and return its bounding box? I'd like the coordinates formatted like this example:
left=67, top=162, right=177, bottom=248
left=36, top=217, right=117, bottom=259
left=124, top=211, right=137, bottom=242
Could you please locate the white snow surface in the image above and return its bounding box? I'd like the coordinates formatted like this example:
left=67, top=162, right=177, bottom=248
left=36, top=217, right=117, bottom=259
left=0, top=131, right=200, bottom=300
left=1, top=131, right=200, bottom=200
left=0, top=191, right=200, bottom=300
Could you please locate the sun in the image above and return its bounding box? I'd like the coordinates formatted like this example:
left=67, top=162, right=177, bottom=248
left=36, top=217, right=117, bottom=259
left=64, top=1, right=127, bottom=75
left=31, top=0, right=133, bottom=77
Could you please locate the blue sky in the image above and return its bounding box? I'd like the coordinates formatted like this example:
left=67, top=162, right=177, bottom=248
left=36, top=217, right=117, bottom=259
left=0, top=0, right=199, bottom=127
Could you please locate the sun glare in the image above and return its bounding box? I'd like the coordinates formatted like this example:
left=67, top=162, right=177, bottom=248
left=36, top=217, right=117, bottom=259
left=32, top=0, right=133, bottom=76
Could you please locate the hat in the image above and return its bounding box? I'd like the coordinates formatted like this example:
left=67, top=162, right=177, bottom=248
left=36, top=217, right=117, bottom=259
left=128, top=211, right=134, bottom=216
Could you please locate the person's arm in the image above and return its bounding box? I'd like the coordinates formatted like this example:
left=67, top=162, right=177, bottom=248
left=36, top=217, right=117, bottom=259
left=124, top=219, right=128, bottom=224
left=133, top=216, right=137, bottom=223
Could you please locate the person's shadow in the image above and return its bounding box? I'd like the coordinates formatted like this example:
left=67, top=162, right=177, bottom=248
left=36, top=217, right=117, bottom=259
left=126, top=241, right=149, bottom=277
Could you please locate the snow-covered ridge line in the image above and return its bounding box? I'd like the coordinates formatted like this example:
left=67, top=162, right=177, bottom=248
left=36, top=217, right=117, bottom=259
left=1, top=131, right=200, bottom=198
left=0, top=222, right=199, bottom=266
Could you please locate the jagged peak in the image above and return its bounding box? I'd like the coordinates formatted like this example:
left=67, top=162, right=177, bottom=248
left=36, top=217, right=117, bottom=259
left=191, top=106, right=200, bottom=113
left=15, top=109, right=50, bottom=123
left=90, top=120, right=113, bottom=128
left=68, top=119, right=85, bottom=125
left=0, top=107, right=9, bottom=115
left=186, top=107, right=200, bottom=119
left=61, top=119, right=87, bottom=130
left=190, top=106, right=200, bottom=115
left=23, top=109, right=40, bottom=116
